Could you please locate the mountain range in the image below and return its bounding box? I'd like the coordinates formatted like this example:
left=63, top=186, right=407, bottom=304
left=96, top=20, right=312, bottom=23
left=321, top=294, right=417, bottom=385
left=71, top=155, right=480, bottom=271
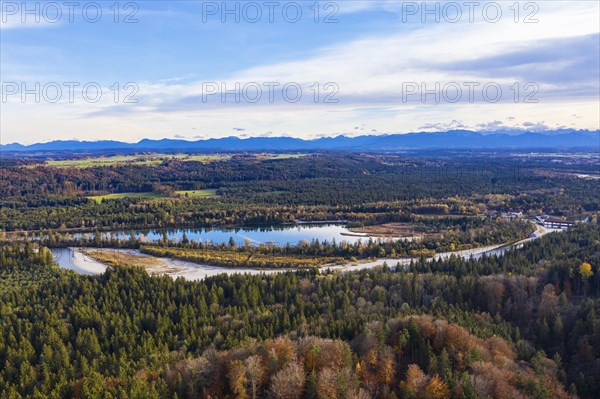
left=1, top=130, right=599, bottom=152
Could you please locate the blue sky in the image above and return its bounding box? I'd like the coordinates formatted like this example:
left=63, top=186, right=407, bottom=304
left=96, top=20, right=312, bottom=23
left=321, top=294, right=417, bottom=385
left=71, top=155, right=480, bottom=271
left=1, top=1, right=599, bottom=143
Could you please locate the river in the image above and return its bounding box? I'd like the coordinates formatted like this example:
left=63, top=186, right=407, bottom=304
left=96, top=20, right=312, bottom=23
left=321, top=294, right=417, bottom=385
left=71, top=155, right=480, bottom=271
left=52, top=224, right=563, bottom=280
left=58, top=223, right=381, bottom=246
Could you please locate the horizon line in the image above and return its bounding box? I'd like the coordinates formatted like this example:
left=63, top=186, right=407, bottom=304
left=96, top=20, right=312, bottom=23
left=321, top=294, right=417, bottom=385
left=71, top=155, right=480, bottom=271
left=3, top=128, right=599, bottom=147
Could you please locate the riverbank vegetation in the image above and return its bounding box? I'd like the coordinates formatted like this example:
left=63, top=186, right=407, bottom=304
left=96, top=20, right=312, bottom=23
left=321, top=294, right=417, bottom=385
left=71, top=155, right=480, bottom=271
left=0, top=224, right=599, bottom=398
left=10, top=218, right=535, bottom=269
left=136, top=219, right=533, bottom=268
left=139, top=245, right=344, bottom=269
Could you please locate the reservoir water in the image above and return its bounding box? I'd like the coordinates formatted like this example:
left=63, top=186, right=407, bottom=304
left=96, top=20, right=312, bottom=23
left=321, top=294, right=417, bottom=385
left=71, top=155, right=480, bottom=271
left=66, top=223, right=377, bottom=246
left=51, top=223, right=561, bottom=280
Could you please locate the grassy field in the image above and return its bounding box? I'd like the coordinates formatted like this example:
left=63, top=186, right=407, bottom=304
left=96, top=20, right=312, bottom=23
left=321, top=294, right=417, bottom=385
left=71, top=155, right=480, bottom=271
left=175, top=189, right=218, bottom=197
left=42, top=155, right=163, bottom=168
left=179, top=155, right=232, bottom=162
left=256, top=153, right=307, bottom=160
left=26, top=153, right=305, bottom=168
left=88, top=189, right=217, bottom=203
left=31, top=154, right=232, bottom=168
left=88, top=192, right=164, bottom=203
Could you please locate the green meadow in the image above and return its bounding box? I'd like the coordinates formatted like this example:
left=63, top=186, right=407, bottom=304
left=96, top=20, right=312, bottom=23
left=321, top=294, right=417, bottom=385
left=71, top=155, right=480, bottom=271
left=35, top=154, right=233, bottom=168
left=87, top=192, right=165, bottom=203
left=175, top=189, right=218, bottom=198
left=26, top=153, right=306, bottom=169
left=88, top=189, right=218, bottom=203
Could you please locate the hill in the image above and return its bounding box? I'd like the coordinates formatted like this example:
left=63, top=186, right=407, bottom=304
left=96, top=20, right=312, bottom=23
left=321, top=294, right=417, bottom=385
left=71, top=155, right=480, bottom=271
left=2, top=130, right=599, bottom=152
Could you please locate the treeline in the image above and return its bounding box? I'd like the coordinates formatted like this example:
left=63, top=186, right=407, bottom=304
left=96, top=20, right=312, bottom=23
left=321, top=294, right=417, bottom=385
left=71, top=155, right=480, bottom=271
left=165, top=316, right=570, bottom=399
left=18, top=219, right=535, bottom=269
left=0, top=155, right=527, bottom=199
left=136, top=219, right=533, bottom=268
left=1, top=224, right=599, bottom=398
left=1, top=154, right=597, bottom=231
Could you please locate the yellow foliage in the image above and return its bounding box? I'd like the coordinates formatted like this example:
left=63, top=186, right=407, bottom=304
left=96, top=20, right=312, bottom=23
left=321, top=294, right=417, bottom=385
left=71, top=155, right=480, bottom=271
left=355, top=362, right=362, bottom=374
left=424, top=375, right=450, bottom=399
left=580, top=262, right=593, bottom=279
left=579, top=262, right=594, bottom=280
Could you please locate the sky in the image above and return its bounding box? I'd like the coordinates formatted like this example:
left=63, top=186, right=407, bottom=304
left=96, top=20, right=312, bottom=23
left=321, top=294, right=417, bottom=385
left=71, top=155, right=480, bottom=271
left=0, top=0, right=599, bottom=144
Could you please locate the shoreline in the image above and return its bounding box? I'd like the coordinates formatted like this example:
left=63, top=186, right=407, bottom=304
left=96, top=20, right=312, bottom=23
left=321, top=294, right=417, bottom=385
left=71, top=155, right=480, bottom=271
left=54, top=223, right=561, bottom=281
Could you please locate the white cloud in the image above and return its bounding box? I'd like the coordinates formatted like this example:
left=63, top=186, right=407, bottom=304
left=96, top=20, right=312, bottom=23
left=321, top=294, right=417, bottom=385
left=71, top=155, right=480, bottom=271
left=0, top=4, right=62, bottom=30
left=1, top=1, right=598, bottom=143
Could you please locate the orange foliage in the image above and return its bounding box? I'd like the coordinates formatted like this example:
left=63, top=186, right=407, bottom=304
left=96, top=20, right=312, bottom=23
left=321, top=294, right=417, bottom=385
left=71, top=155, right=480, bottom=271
left=424, top=375, right=450, bottom=399
left=263, top=337, right=297, bottom=374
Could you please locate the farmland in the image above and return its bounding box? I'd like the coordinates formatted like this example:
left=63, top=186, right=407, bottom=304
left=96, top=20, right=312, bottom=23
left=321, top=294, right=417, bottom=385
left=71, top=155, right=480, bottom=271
left=23, top=152, right=308, bottom=169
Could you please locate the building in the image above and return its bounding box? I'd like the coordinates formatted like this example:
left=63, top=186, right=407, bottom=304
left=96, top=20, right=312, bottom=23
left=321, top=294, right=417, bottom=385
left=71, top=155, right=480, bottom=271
left=501, top=211, right=523, bottom=221
left=542, top=218, right=576, bottom=229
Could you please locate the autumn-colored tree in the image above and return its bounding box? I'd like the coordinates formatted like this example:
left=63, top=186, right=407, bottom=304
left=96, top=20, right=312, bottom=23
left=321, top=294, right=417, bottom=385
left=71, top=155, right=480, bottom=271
left=486, top=336, right=515, bottom=362
left=346, top=388, right=372, bottom=399
left=399, top=364, right=426, bottom=398
left=298, top=338, right=348, bottom=373
left=443, top=324, right=472, bottom=369
left=316, top=367, right=338, bottom=399
left=378, top=347, right=394, bottom=385
left=471, top=361, right=517, bottom=399
left=319, top=340, right=347, bottom=371
left=305, top=344, right=322, bottom=372
left=228, top=360, right=248, bottom=399
left=579, top=262, right=593, bottom=297
left=244, top=355, right=264, bottom=399
left=270, top=361, right=305, bottom=399
left=264, top=337, right=297, bottom=375
left=424, top=375, right=450, bottom=399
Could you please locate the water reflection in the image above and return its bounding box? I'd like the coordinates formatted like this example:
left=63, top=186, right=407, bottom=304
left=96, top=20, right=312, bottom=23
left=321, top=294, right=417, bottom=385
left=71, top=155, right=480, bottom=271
left=68, top=223, right=380, bottom=246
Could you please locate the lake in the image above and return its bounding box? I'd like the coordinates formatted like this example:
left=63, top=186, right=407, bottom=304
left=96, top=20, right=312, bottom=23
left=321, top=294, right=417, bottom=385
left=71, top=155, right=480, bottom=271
left=67, top=223, right=383, bottom=246
left=51, top=223, right=562, bottom=280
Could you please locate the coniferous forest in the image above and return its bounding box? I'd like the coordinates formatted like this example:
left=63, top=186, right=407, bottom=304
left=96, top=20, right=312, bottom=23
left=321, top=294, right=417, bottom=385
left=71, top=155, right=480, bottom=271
left=1, top=225, right=599, bottom=398
left=0, top=151, right=599, bottom=398
left=4, top=0, right=599, bottom=396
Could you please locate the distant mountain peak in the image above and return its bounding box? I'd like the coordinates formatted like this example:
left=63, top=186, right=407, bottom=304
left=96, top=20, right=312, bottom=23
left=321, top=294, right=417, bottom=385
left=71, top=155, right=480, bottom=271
left=1, top=130, right=598, bottom=152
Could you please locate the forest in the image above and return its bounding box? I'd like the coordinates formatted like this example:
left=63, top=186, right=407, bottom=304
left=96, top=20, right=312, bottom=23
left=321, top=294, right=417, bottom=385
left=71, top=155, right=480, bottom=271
left=3, top=0, right=598, bottom=395
left=0, top=224, right=599, bottom=398
left=0, top=153, right=597, bottom=232
left=1, top=151, right=598, bottom=398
